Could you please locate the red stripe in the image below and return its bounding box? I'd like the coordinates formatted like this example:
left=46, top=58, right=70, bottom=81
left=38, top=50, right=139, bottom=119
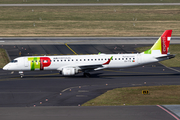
left=157, top=105, right=180, bottom=120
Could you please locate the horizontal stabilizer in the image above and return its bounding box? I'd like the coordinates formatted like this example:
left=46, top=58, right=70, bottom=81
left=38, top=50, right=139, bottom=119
left=156, top=54, right=175, bottom=59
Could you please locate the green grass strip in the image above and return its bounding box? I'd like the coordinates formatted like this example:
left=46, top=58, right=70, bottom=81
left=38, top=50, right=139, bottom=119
left=0, top=6, right=180, bottom=37
left=0, top=0, right=180, bottom=4
left=82, top=85, right=180, bottom=106
left=0, top=48, right=10, bottom=68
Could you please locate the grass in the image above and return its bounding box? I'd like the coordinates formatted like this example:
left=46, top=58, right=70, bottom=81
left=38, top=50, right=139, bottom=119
left=0, top=6, right=180, bottom=36
left=0, top=48, right=10, bottom=68
left=82, top=85, right=180, bottom=106
left=0, top=0, right=180, bottom=4
left=136, top=44, right=180, bottom=67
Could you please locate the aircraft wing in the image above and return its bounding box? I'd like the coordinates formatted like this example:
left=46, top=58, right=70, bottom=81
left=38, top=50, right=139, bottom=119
left=57, top=56, right=113, bottom=72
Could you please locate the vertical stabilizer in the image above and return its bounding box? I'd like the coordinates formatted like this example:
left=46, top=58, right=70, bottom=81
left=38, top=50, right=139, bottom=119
left=142, top=30, right=172, bottom=55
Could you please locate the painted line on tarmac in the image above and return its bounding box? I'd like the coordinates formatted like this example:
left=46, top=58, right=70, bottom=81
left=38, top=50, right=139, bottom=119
left=165, top=67, right=180, bottom=73
left=157, top=105, right=180, bottom=120
left=104, top=69, right=173, bottom=75
left=76, top=95, right=88, bottom=97
left=0, top=73, right=62, bottom=82
left=32, top=73, right=59, bottom=77
left=0, top=41, right=4, bottom=42
left=65, top=43, right=78, bottom=55
left=61, top=86, right=79, bottom=93
left=159, top=63, right=180, bottom=73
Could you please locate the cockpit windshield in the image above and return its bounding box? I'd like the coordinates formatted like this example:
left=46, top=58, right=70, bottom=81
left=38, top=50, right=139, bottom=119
left=10, top=60, right=18, bottom=63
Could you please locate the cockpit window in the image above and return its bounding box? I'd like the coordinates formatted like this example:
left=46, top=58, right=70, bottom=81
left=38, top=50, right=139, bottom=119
left=10, top=60, right=18, bottom=63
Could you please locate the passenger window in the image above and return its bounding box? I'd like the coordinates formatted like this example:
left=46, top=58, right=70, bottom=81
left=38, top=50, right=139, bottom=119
left=126, top=58, right=127, bottom=60
left=95, top=59, right=96, bottom=61
left=68, top=60, right=70, bottom=61
left=84, top=59, right=86, bottom=61
left=119, top=58, right=120, bottom=60
left=76, top=59, right=78, bottom=61
left=115, top=58, right=117, bottom=60
left=129, top=58, right=131, bottom=60
left=122, top=58, right=124, bottom=60
left=88, top=59, right=89, bottom=61
left=80, top=59, right=82, bottom=61
left=64, top=60, right=66, bottom=61
left=72, top=59, right=73, bottom=61
left=91, top=59, right=93, bottom=61
left=57, top=60, right=59, bottom=62
left=54, top=60, right=55, bottom=62
left=98, top=59, right=100, bottom=61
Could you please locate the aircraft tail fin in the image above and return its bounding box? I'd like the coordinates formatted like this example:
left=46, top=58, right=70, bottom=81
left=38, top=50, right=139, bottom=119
left=142, top=30, right=172, bottom=55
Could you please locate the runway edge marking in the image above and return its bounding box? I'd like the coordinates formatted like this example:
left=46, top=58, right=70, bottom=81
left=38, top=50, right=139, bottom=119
left=157, top=105, right=180, bottom=120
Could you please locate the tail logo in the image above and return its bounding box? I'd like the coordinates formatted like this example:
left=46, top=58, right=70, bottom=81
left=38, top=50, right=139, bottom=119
left=161, top=36, right=167, bottom=54
left=143, top=30, right=172, bottom=55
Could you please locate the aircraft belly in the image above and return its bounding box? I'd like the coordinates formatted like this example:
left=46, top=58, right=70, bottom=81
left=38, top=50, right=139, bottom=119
left=108, top=61, right=139, bottom=68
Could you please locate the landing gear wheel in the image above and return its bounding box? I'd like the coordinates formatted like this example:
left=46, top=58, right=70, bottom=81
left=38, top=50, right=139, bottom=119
left=83, top=73, right=91, bottom=78
left=19, top=71, right=24, bottom=78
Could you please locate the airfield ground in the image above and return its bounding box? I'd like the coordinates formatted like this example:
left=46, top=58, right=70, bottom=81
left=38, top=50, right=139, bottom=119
left=0, top=6, right=180, bottom=37
left=0, top=3, right=180, bottom=119
left=0, top=0, right=180, bottom=4
left=83, top=85, right=180, bottom=106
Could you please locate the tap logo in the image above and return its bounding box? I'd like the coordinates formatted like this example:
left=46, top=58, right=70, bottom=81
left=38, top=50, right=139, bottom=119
left=28, top=57, right=51, bottom=70
left=161, top=37, right=167, bottom=54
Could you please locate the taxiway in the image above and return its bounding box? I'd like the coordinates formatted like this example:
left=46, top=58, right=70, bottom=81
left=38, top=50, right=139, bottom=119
left=0, top=44, right=180, bottom=120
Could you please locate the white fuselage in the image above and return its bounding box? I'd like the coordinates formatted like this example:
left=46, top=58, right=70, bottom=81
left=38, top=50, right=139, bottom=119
left=3, top=53, right=166, bottom=72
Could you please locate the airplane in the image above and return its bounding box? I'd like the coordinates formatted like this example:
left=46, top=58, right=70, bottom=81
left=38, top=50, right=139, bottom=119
left=3, top=30, right=175, bottom=78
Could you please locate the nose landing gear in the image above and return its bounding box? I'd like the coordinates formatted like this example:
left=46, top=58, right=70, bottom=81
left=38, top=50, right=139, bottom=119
left=19, top=71, right=24, bottom=78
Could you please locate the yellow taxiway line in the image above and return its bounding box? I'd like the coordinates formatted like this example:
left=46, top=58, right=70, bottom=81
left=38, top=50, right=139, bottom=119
left=65, top=43, right=78, bottom=55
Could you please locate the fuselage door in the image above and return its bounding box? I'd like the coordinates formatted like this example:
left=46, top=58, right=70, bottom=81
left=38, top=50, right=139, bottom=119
left=137, top=53, right=141, bottom=64
left=24, top=57, right=29, bottom=67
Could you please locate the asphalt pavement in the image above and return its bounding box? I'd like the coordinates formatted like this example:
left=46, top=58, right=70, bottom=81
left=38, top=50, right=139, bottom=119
left=0, top=44, right=180, bottom=120
left=0, top=37, right=180, bottom=45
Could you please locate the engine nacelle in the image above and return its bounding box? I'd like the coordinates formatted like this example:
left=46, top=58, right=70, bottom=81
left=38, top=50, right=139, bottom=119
left=62, top=68, right=76, bottom=76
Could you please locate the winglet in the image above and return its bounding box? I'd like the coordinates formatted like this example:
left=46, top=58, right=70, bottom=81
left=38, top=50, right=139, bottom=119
left=103, top=56, right=113, bottom=65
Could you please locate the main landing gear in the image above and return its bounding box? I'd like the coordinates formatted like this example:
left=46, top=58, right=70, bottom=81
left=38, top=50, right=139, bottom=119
left=83, top=72, right=91, bottom=78
left=19, top=71, right=24, bottom=78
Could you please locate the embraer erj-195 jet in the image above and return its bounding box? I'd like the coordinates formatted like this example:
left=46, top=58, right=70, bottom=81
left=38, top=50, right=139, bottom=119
left=3, top=30, right=174, bottom=78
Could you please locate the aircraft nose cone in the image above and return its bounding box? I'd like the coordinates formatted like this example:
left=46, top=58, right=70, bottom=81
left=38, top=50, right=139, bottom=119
left=3, top=65, right=8, bottom=70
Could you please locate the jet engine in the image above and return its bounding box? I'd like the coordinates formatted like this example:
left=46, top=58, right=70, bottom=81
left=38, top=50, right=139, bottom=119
left=62, top=68, right=77, bottom=76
